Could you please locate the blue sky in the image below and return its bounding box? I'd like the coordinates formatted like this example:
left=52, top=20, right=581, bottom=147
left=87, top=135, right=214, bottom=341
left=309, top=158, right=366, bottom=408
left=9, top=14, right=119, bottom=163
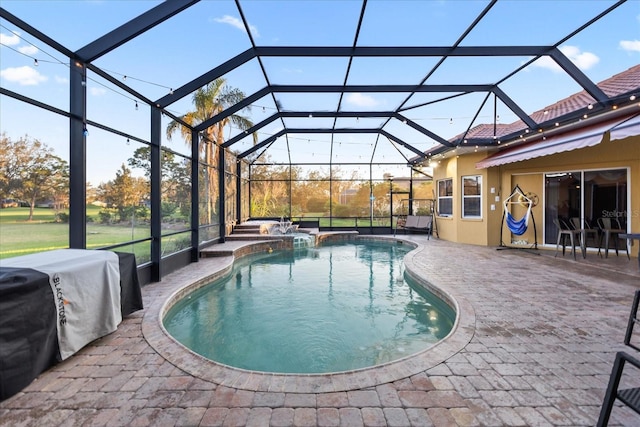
left=1, top=0, right=639, bottom=183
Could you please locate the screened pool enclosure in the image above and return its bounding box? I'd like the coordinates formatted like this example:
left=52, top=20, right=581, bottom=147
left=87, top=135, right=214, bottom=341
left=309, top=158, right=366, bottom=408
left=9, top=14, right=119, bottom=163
left=1, top=0, right=637, bottom=283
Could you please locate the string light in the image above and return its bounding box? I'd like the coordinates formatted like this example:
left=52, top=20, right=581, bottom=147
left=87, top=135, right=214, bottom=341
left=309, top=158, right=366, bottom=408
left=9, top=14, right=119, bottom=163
left=6, top=24, right=638, bottom=159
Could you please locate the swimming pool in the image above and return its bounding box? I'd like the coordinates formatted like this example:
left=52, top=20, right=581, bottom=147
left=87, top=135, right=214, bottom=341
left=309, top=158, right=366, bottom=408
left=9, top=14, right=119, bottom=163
left=163, top=240, right=455, bottom=374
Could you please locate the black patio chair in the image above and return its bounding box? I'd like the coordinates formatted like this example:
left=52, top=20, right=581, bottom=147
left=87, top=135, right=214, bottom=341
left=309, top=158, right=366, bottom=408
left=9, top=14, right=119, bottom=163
left=597, top=290, right=640, bottom=426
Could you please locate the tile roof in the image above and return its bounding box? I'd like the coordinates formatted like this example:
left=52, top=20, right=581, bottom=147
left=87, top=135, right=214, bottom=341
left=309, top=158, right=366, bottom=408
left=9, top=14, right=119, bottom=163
left=455, top=64, right=640, bottom=142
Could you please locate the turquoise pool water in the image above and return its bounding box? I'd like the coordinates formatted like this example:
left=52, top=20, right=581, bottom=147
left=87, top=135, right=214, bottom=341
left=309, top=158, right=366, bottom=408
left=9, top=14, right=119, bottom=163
left=163, top=241, right=455, bottom=374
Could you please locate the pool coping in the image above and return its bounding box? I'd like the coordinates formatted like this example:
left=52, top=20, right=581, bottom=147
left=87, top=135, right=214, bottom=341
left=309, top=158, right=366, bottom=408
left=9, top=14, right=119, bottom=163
left=141, top=234, right=475, bottom=393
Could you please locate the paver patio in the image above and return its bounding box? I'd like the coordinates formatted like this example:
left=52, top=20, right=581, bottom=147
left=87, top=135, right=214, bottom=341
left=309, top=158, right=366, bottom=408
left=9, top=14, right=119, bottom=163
left=1, top=236, right=639, bottom=426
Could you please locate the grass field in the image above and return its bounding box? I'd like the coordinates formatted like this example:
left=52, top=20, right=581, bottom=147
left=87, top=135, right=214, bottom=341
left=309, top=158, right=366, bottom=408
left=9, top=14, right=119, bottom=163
left=0, top=206, right=154, bottom=260
left=1, top=207, right=393, bottom=260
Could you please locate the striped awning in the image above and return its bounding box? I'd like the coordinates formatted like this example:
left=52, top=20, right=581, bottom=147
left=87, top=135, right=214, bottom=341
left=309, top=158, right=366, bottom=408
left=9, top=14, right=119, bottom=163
left=475, top=114, right=639, bottom=169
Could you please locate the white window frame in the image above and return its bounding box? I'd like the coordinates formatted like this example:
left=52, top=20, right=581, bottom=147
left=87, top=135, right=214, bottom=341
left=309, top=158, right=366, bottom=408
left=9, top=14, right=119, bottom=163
left=437, top=178, right=453, bottom=217
left=462, top=175, right=482, bottom=219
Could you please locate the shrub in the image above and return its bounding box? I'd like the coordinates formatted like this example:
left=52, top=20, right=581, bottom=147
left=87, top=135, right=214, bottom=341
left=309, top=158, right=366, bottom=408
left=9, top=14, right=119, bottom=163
left=332, top=204, right=352, bottom=217
left=98, top=210, right=113, bottom=224
left=54, top=212, right=69, bottom=223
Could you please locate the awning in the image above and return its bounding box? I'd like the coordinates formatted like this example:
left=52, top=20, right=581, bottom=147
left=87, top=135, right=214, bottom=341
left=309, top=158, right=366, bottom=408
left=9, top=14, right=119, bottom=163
left=475, top=114, right=639, bottom=169
left=610, top=113, right=640, bottom=142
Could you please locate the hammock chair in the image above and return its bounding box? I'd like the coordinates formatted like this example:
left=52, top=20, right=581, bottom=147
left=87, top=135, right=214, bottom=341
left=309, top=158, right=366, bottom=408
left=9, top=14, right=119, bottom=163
left=499, top=185, right=538, bottom=249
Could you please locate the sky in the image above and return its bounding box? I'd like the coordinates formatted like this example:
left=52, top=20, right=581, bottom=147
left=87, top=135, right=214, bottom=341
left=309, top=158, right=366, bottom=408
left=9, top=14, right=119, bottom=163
left=1, top=0, right=639, bottom=184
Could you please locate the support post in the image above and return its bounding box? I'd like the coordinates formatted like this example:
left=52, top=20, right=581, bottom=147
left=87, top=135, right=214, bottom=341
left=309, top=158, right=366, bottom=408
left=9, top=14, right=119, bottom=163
left=69, top=59, right=87, bottom=248
left=235, top=160, right=242, bottom=225
left=190, top=129, right=200, bottom=262
left=150, top=106, right=162, bottom=281
left=218, top=146, right=226, bottom=242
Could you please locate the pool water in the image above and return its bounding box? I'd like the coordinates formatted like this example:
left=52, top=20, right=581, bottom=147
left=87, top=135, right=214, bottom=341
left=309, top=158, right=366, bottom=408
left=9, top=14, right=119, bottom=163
left=163, top=241, right=455, bottom=374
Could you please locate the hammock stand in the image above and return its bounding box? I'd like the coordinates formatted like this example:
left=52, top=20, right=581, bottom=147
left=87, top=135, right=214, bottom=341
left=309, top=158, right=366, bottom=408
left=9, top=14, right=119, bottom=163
left=499, top=185, right=538, bottom=251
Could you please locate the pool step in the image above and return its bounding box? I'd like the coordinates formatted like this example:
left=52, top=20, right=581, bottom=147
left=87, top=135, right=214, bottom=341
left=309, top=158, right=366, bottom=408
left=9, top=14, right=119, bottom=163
left=232, top=223, right=262, bottom=234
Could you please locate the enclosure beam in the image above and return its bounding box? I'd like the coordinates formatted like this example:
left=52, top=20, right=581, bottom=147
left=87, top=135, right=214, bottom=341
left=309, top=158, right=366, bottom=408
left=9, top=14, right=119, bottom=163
left=190, top=130, right=200, bottom=263
left=253, top=46, right=554, bottom=57
left=69, top=60, right=87, bottom=249
left=76, top=0, right=200, bottom=62
left=150, top=107, right=162, bottom=282
left=218, top=147, right=226, bottom=243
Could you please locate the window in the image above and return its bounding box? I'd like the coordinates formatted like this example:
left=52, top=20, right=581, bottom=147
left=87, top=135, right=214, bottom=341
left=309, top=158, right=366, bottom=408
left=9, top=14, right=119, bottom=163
left=437, top=178, right=453, bottom=216
left=462, top=176, right=482, bottom=218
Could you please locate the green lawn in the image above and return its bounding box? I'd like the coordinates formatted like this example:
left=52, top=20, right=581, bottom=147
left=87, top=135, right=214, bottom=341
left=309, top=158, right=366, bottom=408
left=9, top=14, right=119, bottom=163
left=1, top=207, right=392, bottom=260
left=0, top=206, right=152, bottom=260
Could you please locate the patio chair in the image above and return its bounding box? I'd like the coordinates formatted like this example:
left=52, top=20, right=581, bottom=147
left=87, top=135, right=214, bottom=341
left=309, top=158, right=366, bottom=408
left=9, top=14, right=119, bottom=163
left=597, top=217, right=630, bottom=259
left=597, top=290, right=640, bottom=426
left=570, top=217, right=599, bottom=249
left=553, top=218, right=584, bottom=260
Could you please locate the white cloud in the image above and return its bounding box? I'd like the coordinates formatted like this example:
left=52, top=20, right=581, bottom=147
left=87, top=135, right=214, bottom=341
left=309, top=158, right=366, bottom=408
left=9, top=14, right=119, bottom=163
left=0, top=31, right=20, bottom=46
left=18, top=45, right=39, bottom=55
left=213, top=15, right=259, bottom=37
left=620, top=40, right=640, bottom=53
left=531, top=45, right=599, bottom=72
left=563, top=45, right=599, bottom=69
left=0, top=66, right=47, bottom=85
left=345, top=93, right=380, bottom=107
left=89, top=87, right=107, bottom=96
left=55, top=75, right=68, bottom=84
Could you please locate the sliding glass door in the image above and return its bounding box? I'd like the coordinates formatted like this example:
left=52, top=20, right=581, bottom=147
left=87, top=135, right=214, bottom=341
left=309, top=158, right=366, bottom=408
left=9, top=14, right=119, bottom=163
left=544, top=168, right=628, bottom=247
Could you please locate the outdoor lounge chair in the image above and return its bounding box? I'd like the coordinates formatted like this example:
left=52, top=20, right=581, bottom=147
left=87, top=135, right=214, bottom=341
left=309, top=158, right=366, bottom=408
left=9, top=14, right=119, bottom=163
left=395, top=215, right=432, bottom=239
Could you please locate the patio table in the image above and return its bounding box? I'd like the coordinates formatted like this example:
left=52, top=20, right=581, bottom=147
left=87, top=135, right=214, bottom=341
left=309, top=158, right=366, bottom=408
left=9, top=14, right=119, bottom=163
left=620, top=233, right=640, bottom=269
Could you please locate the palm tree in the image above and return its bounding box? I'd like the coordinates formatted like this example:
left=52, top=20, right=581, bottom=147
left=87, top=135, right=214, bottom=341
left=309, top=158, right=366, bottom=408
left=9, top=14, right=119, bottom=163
left=166, top=78, right=255, bottom=224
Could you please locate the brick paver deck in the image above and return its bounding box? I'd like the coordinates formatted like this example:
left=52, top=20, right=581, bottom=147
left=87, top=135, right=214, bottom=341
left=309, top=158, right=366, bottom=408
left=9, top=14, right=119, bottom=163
left=1, top=236, right=639, bottom=426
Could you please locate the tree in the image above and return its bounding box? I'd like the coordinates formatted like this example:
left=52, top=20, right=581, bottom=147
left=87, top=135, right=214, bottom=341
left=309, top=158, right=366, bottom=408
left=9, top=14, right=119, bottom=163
left=165, top=78, right=256, bottom=224
left=0, top=133, right=69, bottom=220
left=249, top=162, right=291, bottom=217
left=128, top=147, right=191, bottom=218
left=98, top=164, right=148, bottom=222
